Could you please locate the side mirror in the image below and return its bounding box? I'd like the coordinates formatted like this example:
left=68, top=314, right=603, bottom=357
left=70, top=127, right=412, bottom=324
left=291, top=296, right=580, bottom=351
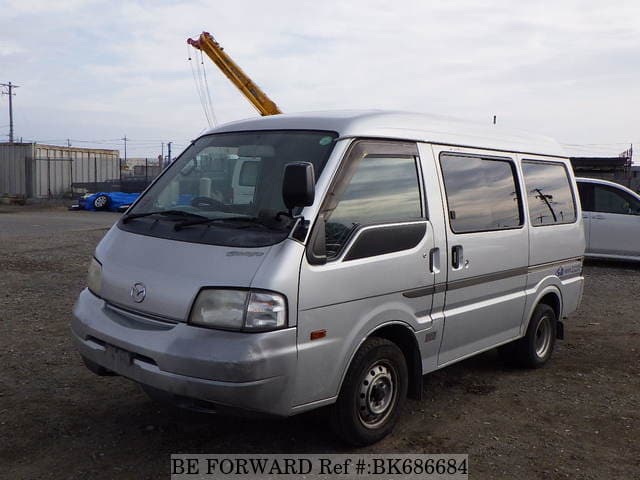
left=282, top=162, right=315, bottom=212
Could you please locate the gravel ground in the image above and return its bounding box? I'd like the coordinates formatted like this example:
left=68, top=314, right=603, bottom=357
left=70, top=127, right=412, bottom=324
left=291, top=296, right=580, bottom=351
left=0, top=208, right=119, bottom=238
left=0, top=210, right=638, bottom=479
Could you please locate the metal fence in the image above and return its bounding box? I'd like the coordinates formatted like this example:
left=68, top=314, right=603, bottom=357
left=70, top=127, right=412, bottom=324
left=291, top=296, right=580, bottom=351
left=0, top=143, right=120, bottom=198
left=0, top=143, right=30, bottom=197
left=71, top=161, right=163, bottom=196
left=34, top=157, right=71, bottom=198
left=35, top=154, right=120, bottom=198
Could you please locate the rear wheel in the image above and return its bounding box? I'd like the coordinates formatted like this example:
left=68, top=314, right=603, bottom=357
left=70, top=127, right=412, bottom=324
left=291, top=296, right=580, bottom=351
left=330, top=337, right=408, bottom=446
left=499, top=303, right=557, bottom=368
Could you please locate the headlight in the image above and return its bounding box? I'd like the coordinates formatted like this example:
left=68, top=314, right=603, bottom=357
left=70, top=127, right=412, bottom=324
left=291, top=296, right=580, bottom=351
left=189, top=289, right=287, bottom=332
left=190, top=289, right=246, bottom=330
left=87, top=257, right=102, bottom=295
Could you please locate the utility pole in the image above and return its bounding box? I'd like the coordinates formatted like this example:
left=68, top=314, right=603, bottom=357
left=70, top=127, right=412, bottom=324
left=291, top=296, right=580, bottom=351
left=161, top=142, right=164, bottom=163
left=1, top=81, right=20, bottom=142
left=167, top=141, right=172, bottom=165
left=627, top=143, right=633, bottom=188
left=122, top=135, right=128, bottom=163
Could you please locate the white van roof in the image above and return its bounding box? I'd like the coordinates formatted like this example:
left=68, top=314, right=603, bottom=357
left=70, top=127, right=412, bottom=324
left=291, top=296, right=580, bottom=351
left=209, top=110, right=567, bottom=158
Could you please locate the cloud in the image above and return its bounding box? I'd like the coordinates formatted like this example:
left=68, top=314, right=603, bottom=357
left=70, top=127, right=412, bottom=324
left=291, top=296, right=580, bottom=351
left=0, top=40, right=24, bottom=56
left=0, top=0, right=639, bottom=159
left=2, top=0, right=96, bottom=15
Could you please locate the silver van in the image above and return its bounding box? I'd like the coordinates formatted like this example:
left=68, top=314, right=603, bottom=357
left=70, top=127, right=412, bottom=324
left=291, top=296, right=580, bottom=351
left=72, top=111, right=585, bottom=445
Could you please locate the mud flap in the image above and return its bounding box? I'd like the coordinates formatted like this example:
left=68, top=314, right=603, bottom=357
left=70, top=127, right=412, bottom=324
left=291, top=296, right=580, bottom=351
left=408, top=350, right=423, bottom=400
left=556, top=320, right=565, bottom=340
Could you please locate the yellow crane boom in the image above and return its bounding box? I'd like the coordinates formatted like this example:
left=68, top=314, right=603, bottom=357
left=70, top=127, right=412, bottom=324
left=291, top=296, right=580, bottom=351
left=187, top=31, right=282, bottom=116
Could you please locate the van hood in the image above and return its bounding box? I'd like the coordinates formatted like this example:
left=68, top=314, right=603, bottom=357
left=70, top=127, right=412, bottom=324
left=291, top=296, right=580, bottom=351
left=94, top=226, right=271, bottom=321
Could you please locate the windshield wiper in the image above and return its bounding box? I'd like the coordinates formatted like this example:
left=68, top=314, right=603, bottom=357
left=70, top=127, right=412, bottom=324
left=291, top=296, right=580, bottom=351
left=121, top=209, right=208, bottom=224
left=173, top=216, right=273, bottom=231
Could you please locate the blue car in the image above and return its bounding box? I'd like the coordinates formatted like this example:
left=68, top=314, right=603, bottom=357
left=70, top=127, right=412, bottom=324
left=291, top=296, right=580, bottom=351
left=81, top=192, right=141, bottom=212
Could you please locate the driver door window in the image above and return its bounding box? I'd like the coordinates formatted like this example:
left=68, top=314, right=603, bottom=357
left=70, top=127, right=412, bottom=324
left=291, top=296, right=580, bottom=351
left=325, top=148, right=423, bottom=259
left=594, top=185, right=640, bottom=215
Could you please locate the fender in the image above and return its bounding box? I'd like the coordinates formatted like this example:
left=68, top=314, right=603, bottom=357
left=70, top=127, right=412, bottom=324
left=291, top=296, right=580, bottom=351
left=522, top=279, right=563, bottom=335
left=336, top=320, right=423, bottom=400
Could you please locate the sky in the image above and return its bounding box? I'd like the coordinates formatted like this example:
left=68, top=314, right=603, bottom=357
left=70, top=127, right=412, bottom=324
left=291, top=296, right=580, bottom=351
left=0, top=0, right=638, bottom=161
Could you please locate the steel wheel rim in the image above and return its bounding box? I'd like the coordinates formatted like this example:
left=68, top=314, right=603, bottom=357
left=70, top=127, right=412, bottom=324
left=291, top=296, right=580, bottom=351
left=357, top=360, right=398, bottom=429
left=535, top=315, right=552, bottom=358
left=94, top=196, right=107, bottom=208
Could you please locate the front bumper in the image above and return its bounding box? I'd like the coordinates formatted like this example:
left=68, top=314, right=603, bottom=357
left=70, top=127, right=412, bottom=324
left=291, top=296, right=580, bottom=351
left=71, top=289, right=297, bottom=416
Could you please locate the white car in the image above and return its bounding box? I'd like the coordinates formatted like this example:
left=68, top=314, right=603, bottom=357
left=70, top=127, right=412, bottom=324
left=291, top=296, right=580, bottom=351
left=576, top=177, right=640, bottom=261
left=231, top=157, right=260, bottom=205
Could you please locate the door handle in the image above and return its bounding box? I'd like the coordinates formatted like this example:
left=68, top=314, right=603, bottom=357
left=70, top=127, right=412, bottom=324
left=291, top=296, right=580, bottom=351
left=451, top=245, right=463, bottom=269
left=429, top=248, right=440, bottom=273
left=592, top=215, right=605, bottom=220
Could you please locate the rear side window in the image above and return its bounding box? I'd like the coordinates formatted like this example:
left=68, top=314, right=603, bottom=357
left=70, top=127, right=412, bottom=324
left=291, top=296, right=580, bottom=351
left=440, top=154, right=522, bottom=233
left=522, top=161, right=577, bottom=226
left=325, top=155, right=422, bottom=258
left=577, top=181, right=594, bottom=211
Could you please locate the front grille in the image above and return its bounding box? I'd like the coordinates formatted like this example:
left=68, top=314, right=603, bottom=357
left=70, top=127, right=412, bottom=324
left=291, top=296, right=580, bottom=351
left=105, top=301, right=179, bottom=329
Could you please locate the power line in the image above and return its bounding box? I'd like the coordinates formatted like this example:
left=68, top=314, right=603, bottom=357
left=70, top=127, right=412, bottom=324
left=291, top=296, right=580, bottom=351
left=562, top=142, right=633, bottom=147
left=562, top=146, right=630, bottom=154
left=12, top=136, right=190, bottom=159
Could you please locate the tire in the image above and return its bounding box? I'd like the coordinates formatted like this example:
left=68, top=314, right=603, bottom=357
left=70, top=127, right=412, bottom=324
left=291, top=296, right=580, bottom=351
left=330, top=337, right=408, bottom=446
left=92, top=194, right=110, bottom=211
left=500, top=303, right=557, bottom=368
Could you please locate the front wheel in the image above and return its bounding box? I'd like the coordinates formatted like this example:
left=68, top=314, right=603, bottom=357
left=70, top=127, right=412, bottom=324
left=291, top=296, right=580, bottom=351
left=92, top=194, right=110, bottom=210
left=330, top=337, right=408, bottom=446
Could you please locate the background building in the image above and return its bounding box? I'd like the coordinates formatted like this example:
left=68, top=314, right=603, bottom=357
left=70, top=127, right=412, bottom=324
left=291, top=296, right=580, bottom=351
left=0, top=142, right=119, bottom=198
left=570, top=153, right=639, bottom=192
left=121, top=156, right=163, bottom=180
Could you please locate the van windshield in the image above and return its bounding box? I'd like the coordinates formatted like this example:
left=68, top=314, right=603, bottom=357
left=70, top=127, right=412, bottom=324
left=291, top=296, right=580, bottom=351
left=119, top=130, right=337, bottom=247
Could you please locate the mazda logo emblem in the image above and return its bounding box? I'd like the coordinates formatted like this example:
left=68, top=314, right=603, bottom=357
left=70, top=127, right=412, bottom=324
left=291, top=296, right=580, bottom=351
left=130, top=282, right=147, bottom=303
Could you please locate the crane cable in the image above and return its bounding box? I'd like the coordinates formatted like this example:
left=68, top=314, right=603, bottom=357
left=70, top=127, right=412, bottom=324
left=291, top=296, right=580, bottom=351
left=194, top=48, right=216, bottom=126
left=187, top=45, right=213, bottom=128
left=192, top=45, right=214, bottom=128
left=188, top=44, right=211, bottom=127
left=199, top=49, right=218, bottom=126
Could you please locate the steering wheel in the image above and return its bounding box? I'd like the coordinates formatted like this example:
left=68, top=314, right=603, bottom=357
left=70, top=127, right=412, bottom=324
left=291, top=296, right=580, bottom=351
left=190, top=196, right=227, bottom=211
